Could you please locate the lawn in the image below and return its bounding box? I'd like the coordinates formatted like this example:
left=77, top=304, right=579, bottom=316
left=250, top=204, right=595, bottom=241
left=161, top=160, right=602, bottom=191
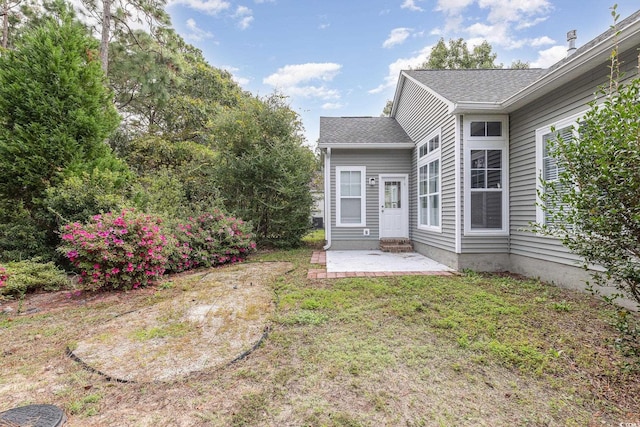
left=1, top=245, right=639, bottom=426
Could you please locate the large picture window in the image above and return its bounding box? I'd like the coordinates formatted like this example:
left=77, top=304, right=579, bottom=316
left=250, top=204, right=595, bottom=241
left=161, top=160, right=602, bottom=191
left=417, top=131, right=441, bottom=230
left=336, top=166, right=366, bottom=227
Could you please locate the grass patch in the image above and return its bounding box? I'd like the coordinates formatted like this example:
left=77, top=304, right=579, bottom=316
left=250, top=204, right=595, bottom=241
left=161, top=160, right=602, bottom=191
left=301, top=229, right=325, bottom=248
left=129, top=321, right=194, bottom=341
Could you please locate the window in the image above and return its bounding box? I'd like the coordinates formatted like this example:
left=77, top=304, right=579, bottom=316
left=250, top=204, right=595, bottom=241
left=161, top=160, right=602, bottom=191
left=470, top=121, right=502, bottom=137
left=336, top=166, right=366, bottom=227
left=535, top=113, right=583, bottom=225
left=464, top=116, right=508, bottom=235
left=470, top=149, right=503, bottom=229
left=541, top=128, right=571, bottom=225
left=417, top=131, right=441, bottom=230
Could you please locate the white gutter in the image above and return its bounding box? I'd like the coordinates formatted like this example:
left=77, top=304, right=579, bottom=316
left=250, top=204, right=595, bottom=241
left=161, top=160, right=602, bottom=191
left=322, top=147, right=332, bottom=250
left=450, top=102, right=504, bottom=114
left=317, top=143, right=415, bottom=150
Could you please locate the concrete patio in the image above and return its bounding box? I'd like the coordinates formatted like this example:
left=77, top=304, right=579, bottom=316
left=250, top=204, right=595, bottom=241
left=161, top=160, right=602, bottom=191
left=308, top=250, right=454, bottom=279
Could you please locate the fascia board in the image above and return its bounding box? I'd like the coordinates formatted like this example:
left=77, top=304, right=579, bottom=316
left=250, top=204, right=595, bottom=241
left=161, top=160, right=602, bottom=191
left=389, top=72, right=407, bottom=117
left=317, top=143, right=415, bottom=149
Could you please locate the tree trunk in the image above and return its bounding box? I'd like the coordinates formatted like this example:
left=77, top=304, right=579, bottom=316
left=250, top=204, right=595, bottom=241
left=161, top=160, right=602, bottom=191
left=100, top=0, right=111, bottom=72
left=2, top=0, right=9, bottom=50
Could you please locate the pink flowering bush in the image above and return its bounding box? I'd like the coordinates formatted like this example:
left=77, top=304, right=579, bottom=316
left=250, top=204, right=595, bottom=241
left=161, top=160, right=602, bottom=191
left=0, top=265, right=7, bottom=289
left=166, top=209, right=256, bottom=273
left=58, top=209, right=168, bottom=291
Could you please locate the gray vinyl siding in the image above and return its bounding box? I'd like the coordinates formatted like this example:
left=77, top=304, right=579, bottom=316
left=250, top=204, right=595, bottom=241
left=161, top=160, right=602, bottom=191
left=329, top=149, right=412, bottom=246
left=509, top=47, right=640, bottom=265
left=394, top=78, right=456, bottom=253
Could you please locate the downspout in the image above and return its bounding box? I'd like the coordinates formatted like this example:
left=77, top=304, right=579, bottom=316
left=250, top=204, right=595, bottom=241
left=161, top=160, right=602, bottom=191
left=454, top=115, right=461, bottom=254
left=323, top=147, right=332, bottom=250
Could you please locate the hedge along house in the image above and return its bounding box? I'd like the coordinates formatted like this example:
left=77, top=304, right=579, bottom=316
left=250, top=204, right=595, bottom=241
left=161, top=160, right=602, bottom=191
left=318, top=9, right=640, bottom=296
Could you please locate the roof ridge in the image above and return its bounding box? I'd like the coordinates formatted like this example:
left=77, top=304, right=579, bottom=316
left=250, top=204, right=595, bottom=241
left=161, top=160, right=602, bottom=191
left=406, top=68, right=545, bottom=72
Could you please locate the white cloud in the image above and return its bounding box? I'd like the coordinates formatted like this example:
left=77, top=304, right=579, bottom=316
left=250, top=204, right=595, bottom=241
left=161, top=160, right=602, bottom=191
left=219, top=65, right=250, bottom=87
left=318, top=15, right=330, bottom=30
left=264, top=63, right=341, bottom=87
left=435, top=0, right=474, bottom=14
left=369, top=45, right=432, bottom=94
left=322, top=102, right=344, bottom=110
left=401, top=0, right=424, bottom=12
left=234, top=5, right=254, bottom=29
left=531, top=45, right=567, bottom=68
left=185, top=18, right=214, bottom=41
left=264, top=63, right=342, bottom=100
left=516, top=16, right=549, bottom=30
left=167, top=0, right=231, bottom=15
left=530, top=36, right=554, bottom=47
left=478, top=0, right=551, bottom=24
left=233, top=76, right=250, bottom=86
left=465, top=22, right=527, bottom=49
left=433, top=0, right=552, bottom=51
left=383, top=28, right=412, bottom=48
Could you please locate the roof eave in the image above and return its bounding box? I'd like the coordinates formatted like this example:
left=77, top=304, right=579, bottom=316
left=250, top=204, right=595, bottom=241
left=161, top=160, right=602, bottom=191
left=318, top=142, right=415, bottom=149
left=450, top=102, right=506, bottom=114
left=504, top=17, right=640, bottom=111
left=389, top=72, right=408, bottom=117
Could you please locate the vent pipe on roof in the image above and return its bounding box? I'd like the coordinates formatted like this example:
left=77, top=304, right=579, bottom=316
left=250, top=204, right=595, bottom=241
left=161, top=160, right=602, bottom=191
left=567, top=30, right=577, bottom=56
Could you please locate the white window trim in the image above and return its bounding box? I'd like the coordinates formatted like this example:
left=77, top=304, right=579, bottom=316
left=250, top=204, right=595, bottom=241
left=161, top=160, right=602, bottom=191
left=535, top=111, right=586, bottom=225
left=463, top=115, right=509, bottom=236
left=336, top=166, right=366, bottom=227
left=417, top=129, right=442, bottom=232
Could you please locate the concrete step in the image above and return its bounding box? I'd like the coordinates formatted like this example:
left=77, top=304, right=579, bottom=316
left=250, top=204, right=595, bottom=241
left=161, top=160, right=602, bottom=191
left=379, top=239, right=413, bottom=253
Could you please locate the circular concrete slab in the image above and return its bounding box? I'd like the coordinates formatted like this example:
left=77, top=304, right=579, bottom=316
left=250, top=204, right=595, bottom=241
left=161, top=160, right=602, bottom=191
left=69, top=262, right=292, bottom=383
left=0, top=404, right=66, bottom=427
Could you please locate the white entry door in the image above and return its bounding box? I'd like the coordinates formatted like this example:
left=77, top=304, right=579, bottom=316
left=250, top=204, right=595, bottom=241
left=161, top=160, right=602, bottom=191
left=379, top=175, right=409, bottom=238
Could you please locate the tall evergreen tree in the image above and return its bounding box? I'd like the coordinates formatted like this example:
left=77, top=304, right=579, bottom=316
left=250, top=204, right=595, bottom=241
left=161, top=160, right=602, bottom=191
left=0, top=4, right=120, bottom=204
left=210, top=94, right=316, bottom=247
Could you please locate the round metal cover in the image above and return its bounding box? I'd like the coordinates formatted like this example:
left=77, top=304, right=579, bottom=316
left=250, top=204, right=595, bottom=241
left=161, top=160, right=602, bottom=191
left=0, top=404, right=66, bottom=427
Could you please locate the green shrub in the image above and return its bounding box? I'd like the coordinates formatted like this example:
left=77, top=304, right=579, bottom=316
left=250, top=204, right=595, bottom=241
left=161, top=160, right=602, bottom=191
left=0, top=259, right=70, bottom=296
left=210, top=94, right=316, bottom=248
left=134, top=169, right=189, bottom=218
left=165, top=209, right=256, bottom=273
left=43, top=164, right=136, bottom=226
left=0, top=200, right=51, bottom=262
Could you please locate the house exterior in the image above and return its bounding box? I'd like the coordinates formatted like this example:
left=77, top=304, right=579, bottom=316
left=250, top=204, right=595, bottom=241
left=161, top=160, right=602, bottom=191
left=318, top=10, right=640, bottom=295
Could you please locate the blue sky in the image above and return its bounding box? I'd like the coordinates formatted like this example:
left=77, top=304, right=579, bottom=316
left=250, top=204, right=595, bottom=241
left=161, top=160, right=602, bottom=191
left=165, top=0, right=639, bottom=148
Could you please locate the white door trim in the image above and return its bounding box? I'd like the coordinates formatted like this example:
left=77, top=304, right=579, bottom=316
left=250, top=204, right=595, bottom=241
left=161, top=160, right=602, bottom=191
left=378, top=174, right=409, bottom=239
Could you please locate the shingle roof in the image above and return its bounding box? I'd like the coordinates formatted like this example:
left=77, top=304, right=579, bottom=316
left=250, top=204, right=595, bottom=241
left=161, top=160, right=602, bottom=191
left=319, top=116, right=413, bottom=146
left=403, top=69, right=547, bottom=104
left=546, top=8, right=640, bottom=74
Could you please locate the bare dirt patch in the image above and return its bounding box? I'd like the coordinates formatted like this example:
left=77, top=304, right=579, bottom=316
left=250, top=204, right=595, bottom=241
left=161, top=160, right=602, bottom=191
left=68, top=262, right=292, bottom=382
